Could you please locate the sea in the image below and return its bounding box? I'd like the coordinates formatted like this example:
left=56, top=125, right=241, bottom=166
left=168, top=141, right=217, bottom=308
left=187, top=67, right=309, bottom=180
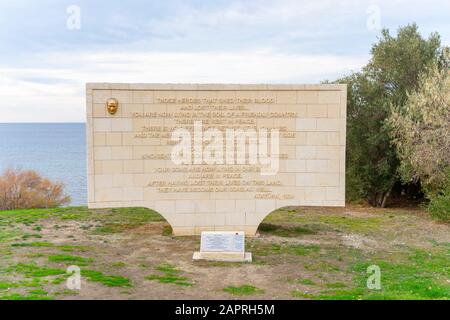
left=0, top=123, right=87, bottom=206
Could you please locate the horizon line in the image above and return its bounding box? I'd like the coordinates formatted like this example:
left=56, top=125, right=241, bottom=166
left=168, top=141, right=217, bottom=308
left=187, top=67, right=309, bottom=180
left=0, top=122, right=86, bottom=124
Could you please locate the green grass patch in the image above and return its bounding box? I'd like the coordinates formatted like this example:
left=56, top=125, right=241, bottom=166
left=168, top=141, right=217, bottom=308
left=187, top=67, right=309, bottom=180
left=304, top=261, right=340, bottom=272
left=289, top=244, right=320, bottom=256
left=11, top=241, right=53, bottom=247
left=291, top=289, right=315, bottom=299
left=51, top=275, right=69, bottom=285
left=325, top=282, right=347, bottom=289
left=22, top=233, right=42, bottom=240
left=258, top=223, right=316, bottom=237
left=0, top=206, right=165, bottom=232
left=223, top=284, right=264, bottom=296
left=26, top=253, right=45, bottom=258
left=48, top=254, right=93, bottom=265
left=249, top=241, right=320, bottom=258
left=28, top=289, right=47, bottom=295
left=0, top=206, right=91, bottom=227
left=145, top=263, right=193, bottom=286
left=297, top=278, right=316, bottom=286
left=316, top=215, right=383, bottom=233
left=0, top=278, right=41, bottom=290
left=111, top=262, right=127, bottom=268
left=57, top=244, right=89, bottom=252
left=5, top=263, right=65, bottom=278
left=81, top=269, right=131, bottom=287
left=54, top=289, right=79, bottom=296
left=0, top=230, right=22, bottom=243
left=302, top=247, right=450, bottom=300
left=93, top=207, right=165, bottom=234
left=0, top=293, right=53, bottom=300
left=162, top=225, right=173, bottom=236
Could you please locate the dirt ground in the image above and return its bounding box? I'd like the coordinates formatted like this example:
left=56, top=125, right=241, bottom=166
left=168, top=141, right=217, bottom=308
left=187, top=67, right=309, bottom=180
left=0, top=205, right=449, bottom=300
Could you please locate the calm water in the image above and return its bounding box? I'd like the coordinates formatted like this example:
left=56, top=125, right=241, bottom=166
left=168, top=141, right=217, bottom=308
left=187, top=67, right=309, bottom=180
left=0, top=123, right=87, bottom=205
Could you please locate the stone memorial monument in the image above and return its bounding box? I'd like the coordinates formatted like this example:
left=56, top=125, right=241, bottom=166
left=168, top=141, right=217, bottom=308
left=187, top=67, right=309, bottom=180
left=86, top=83, right=346, bottom=236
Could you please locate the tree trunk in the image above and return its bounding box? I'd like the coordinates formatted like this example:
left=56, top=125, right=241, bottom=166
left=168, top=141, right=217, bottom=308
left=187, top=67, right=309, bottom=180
left=380, top=183, right=394, bottom=208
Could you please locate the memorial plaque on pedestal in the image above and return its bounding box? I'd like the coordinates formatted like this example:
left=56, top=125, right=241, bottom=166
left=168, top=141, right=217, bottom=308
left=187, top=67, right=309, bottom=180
left=193, top=231, right=252, bottom=262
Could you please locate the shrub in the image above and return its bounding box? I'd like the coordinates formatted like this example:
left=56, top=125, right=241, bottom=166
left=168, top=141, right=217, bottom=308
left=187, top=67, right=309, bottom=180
left=339, top=24, right=446, bottom=207
left=427, top=171, right=450, bottom=222
left=0, top=168, right=70, bottom=210
left=389, top=61, right=450, bottom=197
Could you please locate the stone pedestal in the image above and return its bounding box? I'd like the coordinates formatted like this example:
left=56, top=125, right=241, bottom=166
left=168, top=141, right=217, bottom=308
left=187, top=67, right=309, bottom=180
left=192, top=251, right=252, bottom=262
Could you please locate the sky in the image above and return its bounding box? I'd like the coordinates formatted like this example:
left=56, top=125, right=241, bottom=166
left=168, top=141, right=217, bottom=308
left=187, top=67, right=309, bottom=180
left=0, top=0, right=449, bottom=122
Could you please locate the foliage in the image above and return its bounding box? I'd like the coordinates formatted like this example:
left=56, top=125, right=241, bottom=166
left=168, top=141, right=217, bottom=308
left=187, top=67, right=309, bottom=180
left=341, top=24, right=445, bottom=206
left=389, top=61, right=450, bottom=198
left=0, top=168, right=70, bottom=210
left=427, top=171, right=450, bottom=222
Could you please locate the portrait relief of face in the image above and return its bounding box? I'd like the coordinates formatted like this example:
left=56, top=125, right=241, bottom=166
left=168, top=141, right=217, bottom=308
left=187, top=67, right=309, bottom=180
left=106, top=98, right=119, bottom=115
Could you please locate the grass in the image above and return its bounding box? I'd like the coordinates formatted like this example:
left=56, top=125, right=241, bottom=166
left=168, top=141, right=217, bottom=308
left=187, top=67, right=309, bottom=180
left=28, top=289, right=48, bottom=295
left=297, top=278, right=316, bottom=286
left=304, top=261, right=340, bottom=272
left=48, top=254, right=93, bottom=265
left=223, top=284, right=264, bottom=296
left=0, top=206, right=91, bottom=227
left=291, top=246, right=450, bottom=300
left=258, top=223, right=316, bottom=237
left=92, top=207, right=165, bottom=234
left=81, top=269, right=131, bottom=287
left=325, top=282, right=347, bottom=289
left=5, top=263, right=66, bottom=278
left=317, top=216, right=383, bottom=233
left=11, top=241, right=53, bottom=247
left=263, top=208, right=384, bottom=234
left=111, top=262, right=127, bottom=268
left=0, top=206, right=163, bottom=234
left=291, top=289, right=315, bottom=299
left=248, top=241, right=320, bottom=258
left=162, top=225, right=173, bottom=236
left=57, top=245, right=89, bottom=252
left=0, top=293, right=53, bottom=300
left=289, top=244, right=320, bottom=256
left=2, top=262, right=130, bottom=288
left=0, top=230, right=22, bottom=243
left=22, top=233, right=42, bottom=240
left=0, top=278, right=41, bottom=289
left=145, top=263, right=193, bottom=286
left=0, top=205, right=448, bottom=300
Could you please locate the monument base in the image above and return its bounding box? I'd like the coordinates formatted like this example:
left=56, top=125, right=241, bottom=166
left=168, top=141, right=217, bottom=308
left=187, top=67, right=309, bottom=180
left=193, top=251, right=252, bottom=263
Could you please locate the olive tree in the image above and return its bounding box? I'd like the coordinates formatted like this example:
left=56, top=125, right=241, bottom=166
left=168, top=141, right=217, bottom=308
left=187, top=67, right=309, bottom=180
left=341, top=24, right=445, bottom=207
left=389, top=60, right=450, bottom=198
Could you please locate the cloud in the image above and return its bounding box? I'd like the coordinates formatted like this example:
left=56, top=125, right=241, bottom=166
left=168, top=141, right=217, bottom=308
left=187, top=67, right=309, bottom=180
left=1, top=0, right=448, bottom=122
left=0, top=49, right=367, bottom=122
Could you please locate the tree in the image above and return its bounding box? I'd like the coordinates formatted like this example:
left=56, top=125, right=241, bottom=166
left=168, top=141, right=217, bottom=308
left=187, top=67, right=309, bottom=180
left=341, top=24, right=445, bottom=207
left=0, top=168, right=70, bottom=210
left=389, top=60, right=450, bottom=198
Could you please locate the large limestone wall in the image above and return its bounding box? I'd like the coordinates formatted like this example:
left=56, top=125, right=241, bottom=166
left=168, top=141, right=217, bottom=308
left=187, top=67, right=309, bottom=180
left=86, top=83, right=346, bottom=235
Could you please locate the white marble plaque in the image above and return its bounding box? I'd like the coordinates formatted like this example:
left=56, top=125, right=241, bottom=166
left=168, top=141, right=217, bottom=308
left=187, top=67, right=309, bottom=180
left=200, top=231, right=245, bottom=253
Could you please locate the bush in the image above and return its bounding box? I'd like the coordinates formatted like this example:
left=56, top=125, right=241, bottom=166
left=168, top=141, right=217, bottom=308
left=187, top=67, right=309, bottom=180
left=389, top=61, right=450, bottom=197
left=339, top=24, right=445, bottom=207
left=0, top=168, right=70, bottom=210
left=427, top=171, right=450, bottom=222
